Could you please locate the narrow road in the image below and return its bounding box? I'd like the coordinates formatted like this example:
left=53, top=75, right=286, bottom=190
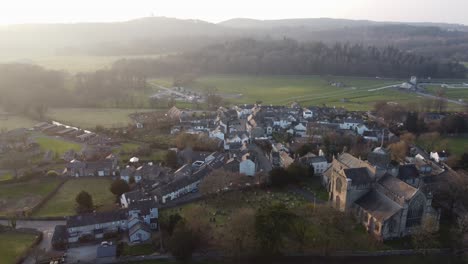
left=415, top=91, right=467, bottom=106
left=247, top=144, right=272, bottom=173
left=151, top=84, right=194, bottom=101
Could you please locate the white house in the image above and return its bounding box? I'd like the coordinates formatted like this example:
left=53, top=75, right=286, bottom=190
left=356, top=124, right=370, bottom=135
left=308, top=156, right=328, bottom=175
left=430, top=151, right=449, bottom=163
left=209, top=129, right=225, bottom=141
left=240, top=158, right=256, bottom=176
left=303, top=108, right=314, bottom=119
left=340, top=119, right=363, bottom=130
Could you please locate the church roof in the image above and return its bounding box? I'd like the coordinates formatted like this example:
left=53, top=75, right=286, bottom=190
left=378, top=174, right=418, bottom=201
left=343, top=168, right=372, bottom=185
left=355, top=190, right=402, bottom=221
left=337, top=153, right=373, bottom=170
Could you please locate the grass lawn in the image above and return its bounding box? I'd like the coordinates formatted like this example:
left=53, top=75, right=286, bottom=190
left=0, top=177, right=62, bottom=216
left=115, top=142, right=167, bottom=163
left=47, top=108, right=156, bottom=129
left=34, top=178, right=116, bottom=217
left=122, top=243, right=156, bottom=256
left=0, top=115, right=36, bottom=131
left=0, top=231, right=38, bottom=264
left=35, top=136, right=82, bottom=156
left=445, top=137, right=468, bottom=156
left=0, top=172, right=13, bottom=182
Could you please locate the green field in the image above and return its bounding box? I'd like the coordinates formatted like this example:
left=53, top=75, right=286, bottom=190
left=35, top=178, right=115, bottom=217
left=0, top=115, right=36, bottom=131
left=446, top=137, right=468, bottom=156
left=0, top=54, right=164, bottom=74
left=151, top=75, right=468, bottom=111
left=0, top=231, right=38, bottom=264
left=151, top=75, right=467, bottom=111
left=47, top=108, right=156, bottom=129
left=35, top=136, right=82, bottom=156
left=0, top=178, right=62, bottom=216
left=0, top=172, right=13, bottom=182
left=425, top=85, right=468, bottom=103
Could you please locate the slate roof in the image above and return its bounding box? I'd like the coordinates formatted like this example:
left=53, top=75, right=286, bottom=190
left=355, top=190, right=402, bottom=221
left=309, top=156, right=327, bottom=164
left=128, top=199, right=158, bottom=216
left=97, top=245, right=117, bottom=258
left=67, top=210, right=128, bottom=228
left=378, top=174, right=418, bottom=202
left=129, top=222, right=152, bottom=237
left=343, top=168, right=372, bottom=185
left=123, top=190, right=150, bottom=204
left=367, top=151, right=391, bottom=168
left=52, top=225, right=68, bottom=244
left=152, top=165, right=212, bottom=197
left=398, top=164, right=420, bottom=180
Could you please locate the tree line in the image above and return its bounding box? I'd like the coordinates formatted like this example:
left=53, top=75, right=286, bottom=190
left=113, top=38, right=467, bottom=79
left=0, top=63, right=147, bottom=116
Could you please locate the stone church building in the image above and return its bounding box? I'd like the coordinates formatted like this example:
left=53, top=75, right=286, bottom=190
left=323, top=153, right=439, bottom=240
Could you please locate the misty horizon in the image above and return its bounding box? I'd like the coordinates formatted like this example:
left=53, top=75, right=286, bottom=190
left=1, top=0, right=468, bottom=26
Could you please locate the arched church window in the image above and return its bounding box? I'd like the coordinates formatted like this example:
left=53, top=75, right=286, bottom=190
left=406, top=195, right=425, bottom=227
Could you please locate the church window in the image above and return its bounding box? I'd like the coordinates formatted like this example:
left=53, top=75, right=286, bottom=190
left=406, top=195, right=425, bottom=227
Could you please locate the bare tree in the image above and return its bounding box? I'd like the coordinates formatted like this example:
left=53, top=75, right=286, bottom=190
left=412, top=216, right=439, bottom=254
left=224, top=208, right=256, bottom=257
left=199, top=170, right=248, bottom=195
left=389, top=141, right=408, bottom=162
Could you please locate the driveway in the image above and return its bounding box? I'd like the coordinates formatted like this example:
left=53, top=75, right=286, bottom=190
left=66, top=244, right=99, bottom=263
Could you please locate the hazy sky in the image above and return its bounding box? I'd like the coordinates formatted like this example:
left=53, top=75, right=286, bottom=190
left=1, top=0, right=467, bottom=25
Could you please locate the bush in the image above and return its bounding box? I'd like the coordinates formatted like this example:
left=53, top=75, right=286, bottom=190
left=269, top=167, right=293, bottom=188
left=103, top=231, right=119, bottom=240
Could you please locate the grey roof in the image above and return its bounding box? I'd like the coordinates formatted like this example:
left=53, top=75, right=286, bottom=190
left=52, top=225, right=68, bottom=244
left=97, top=245, right=117, bottom=258
left=128, top=200, right=158, bottom=216
left=67, top=210, right=128, bottom=228
left=309, top=156, right=327, bottom=163
left=378, top=174, right=418, bottom=202
left=367, top=151, right=391, bottom=168
left=123, top=190, right=150, bottom=203
left=355, top=190, right=402, bottom=221
left=129, top=222, right=152, bottom=237
left=343, top=168, right=372, bottom=185
left=152, top=165, right=211, bottom=197
left=343, top=118, right=363, bottom=124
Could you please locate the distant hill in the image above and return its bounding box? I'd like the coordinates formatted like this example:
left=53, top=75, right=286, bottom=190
left=219, top=17, right=468, bottom=32
left=1, top=16, right=468, bottom=61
